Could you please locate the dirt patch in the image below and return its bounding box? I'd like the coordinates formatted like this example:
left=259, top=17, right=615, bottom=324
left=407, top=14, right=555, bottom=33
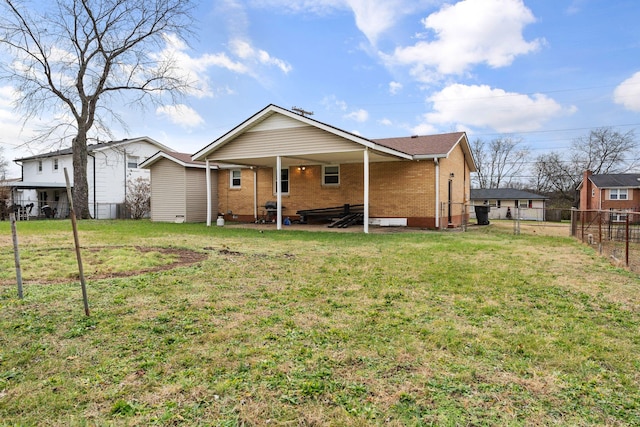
left=0, top=246, right=209, bottom=285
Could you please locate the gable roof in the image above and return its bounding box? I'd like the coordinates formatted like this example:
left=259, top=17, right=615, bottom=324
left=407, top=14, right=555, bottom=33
left=140, top=151, right=216, bottom=169
left=470, top=188, right=547, bottom=200
left=589, top=173, right=640, bottom=188
left=192, top=104, right=477, bottom=171
left=14, top=137, right=172, bottom=162
left=192, top=104, right=410, bottom=163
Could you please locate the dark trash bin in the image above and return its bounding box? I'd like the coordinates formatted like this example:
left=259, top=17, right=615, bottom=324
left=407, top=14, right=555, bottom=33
left=474, top=205, right=490, bottom=225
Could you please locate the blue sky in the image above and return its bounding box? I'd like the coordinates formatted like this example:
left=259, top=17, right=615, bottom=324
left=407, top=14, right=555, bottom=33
left=2, top=0, right=640, bottom=178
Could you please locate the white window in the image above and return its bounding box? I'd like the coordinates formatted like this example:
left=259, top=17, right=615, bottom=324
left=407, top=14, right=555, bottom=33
left=273, top=168, right=289, bottom=194
left=37, top=160, right=43, bottom=173
left=230, top=169, right=241, bottom=188
left=323, top=165, right=340, bottom=185
left=610, top=189, right=628, bottom=200
left=53, top=158, right=59, bottom=171
left=611, top=209, right=629, bottom=222
left=127, top=156, right=139, bottom=169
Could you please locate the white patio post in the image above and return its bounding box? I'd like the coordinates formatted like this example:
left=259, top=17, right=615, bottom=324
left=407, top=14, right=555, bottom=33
left=434, top=158, right=440, bottom=229
left=276, top=155, right=282, bottom=230
left=364, top=148, right=369, bottom=234
left=206, top=159, right=212, bottom=227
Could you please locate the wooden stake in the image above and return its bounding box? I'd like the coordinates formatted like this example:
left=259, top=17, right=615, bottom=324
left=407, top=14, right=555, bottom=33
left=10, top=212, right=23, bottom=299
left=64, top=168, right=90, bottom=316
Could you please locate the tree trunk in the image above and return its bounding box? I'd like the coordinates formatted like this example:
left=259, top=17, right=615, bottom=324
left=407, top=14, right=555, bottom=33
left=72, top=131, right=92, bottom=219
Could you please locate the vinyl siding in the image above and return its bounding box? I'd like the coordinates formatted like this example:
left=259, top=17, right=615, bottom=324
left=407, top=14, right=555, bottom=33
left=150, top=159, right=186, bottom=222
left=185, top=167, right=218, bottom=222
left=212, top=124, right=365, bottom=161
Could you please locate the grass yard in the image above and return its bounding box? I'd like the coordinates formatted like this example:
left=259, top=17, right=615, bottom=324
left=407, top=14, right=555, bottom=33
left=0, top=220, right=639, bottom=426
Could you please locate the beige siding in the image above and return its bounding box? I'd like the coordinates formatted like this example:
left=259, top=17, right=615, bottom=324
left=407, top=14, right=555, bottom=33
left=248, top=114, right=308, bottom=132
left=185, top=167, right=218, bottom=222
left=149, top=159, right=186, bottom=222
left=212, top=125, right=365, bottom=161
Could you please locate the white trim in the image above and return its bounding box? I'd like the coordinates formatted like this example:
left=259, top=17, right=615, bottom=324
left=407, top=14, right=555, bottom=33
left=322, top=165, right=340, bottom=186
left=230, top=169, right=242, bottom=189
left=272, top=167, right=290, bottom=195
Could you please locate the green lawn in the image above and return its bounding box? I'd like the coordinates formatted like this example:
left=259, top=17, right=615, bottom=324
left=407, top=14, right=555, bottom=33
left=1, top=220, right=639, bottom=426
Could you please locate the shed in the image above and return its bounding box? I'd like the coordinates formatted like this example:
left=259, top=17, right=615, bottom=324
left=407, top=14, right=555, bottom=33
left=140, top=151, right=219, bottom=223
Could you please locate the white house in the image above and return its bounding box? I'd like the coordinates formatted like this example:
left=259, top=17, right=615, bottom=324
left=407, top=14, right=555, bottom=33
left=470, top=188, right=548, bottom=221
left=8, top=137, right=172, bottom=219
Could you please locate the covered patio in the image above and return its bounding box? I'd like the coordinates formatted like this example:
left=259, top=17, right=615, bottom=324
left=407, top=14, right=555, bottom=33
left=190, top=105, right=475, bottom=232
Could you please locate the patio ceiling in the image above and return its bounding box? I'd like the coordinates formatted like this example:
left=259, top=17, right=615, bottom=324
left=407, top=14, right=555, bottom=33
left=210, top=147, right=406, bottom=169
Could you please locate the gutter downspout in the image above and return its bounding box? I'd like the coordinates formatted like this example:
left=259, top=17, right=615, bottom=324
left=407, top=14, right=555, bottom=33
left=434, top=158, right=440, bottom=229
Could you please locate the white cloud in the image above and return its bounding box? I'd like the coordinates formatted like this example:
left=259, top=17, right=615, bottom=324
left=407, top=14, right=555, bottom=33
left=614, top=72, right=640, bottom=112
left=411, top=122, right=438, bottom=135
left=344, top=108, right=369, bottom=122
left=250, top=0, right=428, bottom=45
left=379, top=118, right=393, bottom=126
left=345, top=0, right=415, bottom=45
left=321, top=95, right=348, bottom=112
left=388, top=0, right=543, bottom=78
left=389, top=81, right=403, bottom=95
left=229, top=39, right=292, bottom=74
left=154, top=34, right=291, bottom=100
left=156, top=104, right=205, bottom=128
left=422, top=84, right=575, bottom=133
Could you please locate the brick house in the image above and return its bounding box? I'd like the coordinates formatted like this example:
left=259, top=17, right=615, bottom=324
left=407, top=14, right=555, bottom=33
left=578, top=170, right=640, bottom=220
left=187, top=104, right=476, bottom=232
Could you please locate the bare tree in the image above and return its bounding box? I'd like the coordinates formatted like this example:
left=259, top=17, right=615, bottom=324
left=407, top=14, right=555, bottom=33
left=0, top=147, right=9, bottom=220
left=0, top=0, right=195, bottom=218
left=0, top=146, right=7, bottom=181
left=124, top=176, right=150, bottom=219
left=530, top=127, right=638, bottom=205
left=471, top=137, right=529, bottom=188
left=571, top=127, right=638, bottom=174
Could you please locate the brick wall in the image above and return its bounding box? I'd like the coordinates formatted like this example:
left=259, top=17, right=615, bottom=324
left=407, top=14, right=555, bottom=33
left=216, top=145, right=471, bottom=228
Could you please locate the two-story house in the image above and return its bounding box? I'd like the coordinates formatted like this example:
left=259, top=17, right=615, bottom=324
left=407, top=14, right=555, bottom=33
left=578, top=170, right=640, bottom=221
left=8, top=137, right=172, bottom=219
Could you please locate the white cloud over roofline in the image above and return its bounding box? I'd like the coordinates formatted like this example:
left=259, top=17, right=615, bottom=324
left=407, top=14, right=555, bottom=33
left=156, top=104, right=205, bottom=128
left=422, top=84, right=576, bottom=133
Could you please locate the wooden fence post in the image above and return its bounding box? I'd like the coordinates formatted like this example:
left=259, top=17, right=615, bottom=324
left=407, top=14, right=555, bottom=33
left=10, top=212, right=23, bottom=299
left=64, top=168, right=90, bottom=316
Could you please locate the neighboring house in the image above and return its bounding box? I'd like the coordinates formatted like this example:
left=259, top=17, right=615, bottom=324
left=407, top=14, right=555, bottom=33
left=8, top=137, right=172, bottom=219
left=140, top=151, right=220, bottom=223
left=577, top=170, right=640, bottom=221
left=184, top=104, right=476, bottom=231
left=470, top=188, right=548, bottom=221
